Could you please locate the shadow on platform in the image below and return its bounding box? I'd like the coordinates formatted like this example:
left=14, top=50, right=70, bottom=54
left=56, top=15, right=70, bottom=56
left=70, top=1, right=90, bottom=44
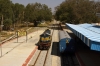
left=51, top=42, right=60, bottom=56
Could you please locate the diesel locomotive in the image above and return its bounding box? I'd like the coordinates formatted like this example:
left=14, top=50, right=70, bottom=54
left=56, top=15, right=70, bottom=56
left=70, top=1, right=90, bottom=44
left=38, top=29, right=51, bottom=50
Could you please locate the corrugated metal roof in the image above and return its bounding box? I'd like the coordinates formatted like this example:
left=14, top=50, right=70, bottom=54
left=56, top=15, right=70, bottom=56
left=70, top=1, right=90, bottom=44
left=66, top=23, right=100, bottom=42
left=79, top=23, right=100, bottom=34
left=66, top=23, right=100, bottom=51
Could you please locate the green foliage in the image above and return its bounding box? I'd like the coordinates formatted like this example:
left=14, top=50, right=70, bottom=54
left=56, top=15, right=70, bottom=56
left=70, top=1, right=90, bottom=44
left=0, top=0, right=52, bottom=30
left=55, top=0, right=99, bottom=24
left=3, top=19, right=12, bottom=30
left=0, top=0, right=13, bottom=30
left=12, top=3, right=25, bottom=24
left=0, top=0, right=13, bottom=20
left=24, top=3, right=52, bottom=26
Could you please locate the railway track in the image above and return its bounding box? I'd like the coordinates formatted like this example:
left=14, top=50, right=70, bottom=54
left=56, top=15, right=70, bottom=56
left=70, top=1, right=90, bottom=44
left=28, top=24, right=56, bottom=66
left=28, top=40, right=51, bottom=66
left=32, top=50, right=49, bottom=66
left=29, top=23, right=82, bottom=66
left=60, top=24, right=81, bottom=66
left=61, top=53, right=80, bottom=66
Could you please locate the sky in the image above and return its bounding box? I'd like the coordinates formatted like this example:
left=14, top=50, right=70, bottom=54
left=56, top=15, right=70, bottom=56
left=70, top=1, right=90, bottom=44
left=11, top=0, right=65, bottom=13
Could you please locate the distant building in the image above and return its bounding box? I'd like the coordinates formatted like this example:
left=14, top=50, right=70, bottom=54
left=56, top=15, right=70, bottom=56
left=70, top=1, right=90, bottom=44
left=96, top=13, right=100, bottom=17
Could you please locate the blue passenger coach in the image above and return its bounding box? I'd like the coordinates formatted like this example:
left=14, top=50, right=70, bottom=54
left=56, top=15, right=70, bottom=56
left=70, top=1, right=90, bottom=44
left=66, top=23, right=100, bottom=51
left=59, top=30, right=75, bottom=53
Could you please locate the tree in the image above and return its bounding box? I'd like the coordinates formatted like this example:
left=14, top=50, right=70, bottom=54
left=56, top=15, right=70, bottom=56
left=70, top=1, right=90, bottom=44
left=0, top=0, right=52, bottom=30
left=0, top=0, right=13, bottom=19
left=3, top=19, right=12, bottom=30
left=12, top=3, right=25, bottom=28
left=55, top=0, right=98, bottom=24
left=25, top=3, right=52, bottom=27
left=0, top=0, right=13, bottom=30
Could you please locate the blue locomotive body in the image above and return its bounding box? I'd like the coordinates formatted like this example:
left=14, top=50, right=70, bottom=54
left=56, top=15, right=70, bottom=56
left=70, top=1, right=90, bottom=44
left=59, top=30, right=75, bottom=53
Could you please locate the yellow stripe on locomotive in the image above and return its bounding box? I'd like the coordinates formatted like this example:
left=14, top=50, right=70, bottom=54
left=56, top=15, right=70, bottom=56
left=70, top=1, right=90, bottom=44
left=41, top=36, right=51, bottom=41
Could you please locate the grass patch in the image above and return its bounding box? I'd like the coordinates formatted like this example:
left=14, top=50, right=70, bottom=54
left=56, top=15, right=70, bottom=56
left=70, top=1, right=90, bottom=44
left=0, top=21, right=53, bottom=41
left=38, top=21, right=53, bottom=27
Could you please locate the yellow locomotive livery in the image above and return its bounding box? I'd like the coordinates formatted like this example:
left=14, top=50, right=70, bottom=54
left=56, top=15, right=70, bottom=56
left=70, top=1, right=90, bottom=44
left=38, top=29, right=51, bottom=50
left=41, top=36, right=51, bottom=41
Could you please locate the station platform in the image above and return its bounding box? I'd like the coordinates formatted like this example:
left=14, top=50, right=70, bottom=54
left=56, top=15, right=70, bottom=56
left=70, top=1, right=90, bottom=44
left=76, top=46, right=100, bottom=66
left=74, top=35, right=100, bottom=66
left=66, top=23, right=100, bottom=51
left=64, top=27, right=100, bottom=66
left=0, top=30, right=43, bottom=66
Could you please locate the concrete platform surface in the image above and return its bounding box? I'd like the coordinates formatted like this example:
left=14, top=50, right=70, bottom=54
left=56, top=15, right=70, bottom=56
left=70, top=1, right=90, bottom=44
left=0, top=30, right=44, bottom=66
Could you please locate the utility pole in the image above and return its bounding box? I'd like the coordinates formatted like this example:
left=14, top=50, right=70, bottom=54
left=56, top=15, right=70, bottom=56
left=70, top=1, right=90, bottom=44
left=0, top=15, right=3, bottom=57
left=1, top=15, right=3, bottom=30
